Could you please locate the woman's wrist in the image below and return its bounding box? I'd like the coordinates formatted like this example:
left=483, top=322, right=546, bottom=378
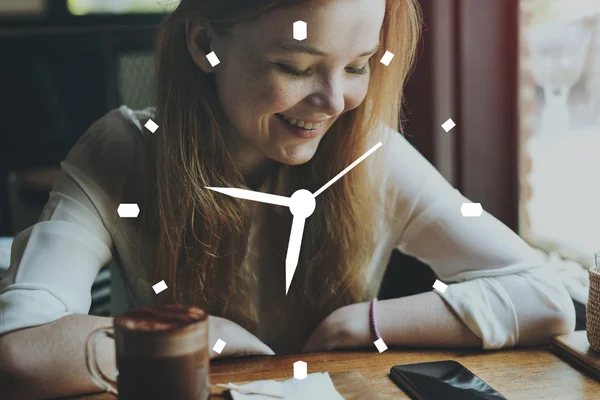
left=369, top=297, right=382, bottom=342
left=335, top=302, right=374, bottom=349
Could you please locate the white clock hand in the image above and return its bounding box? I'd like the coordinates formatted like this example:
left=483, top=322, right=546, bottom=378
left=208, top=186, right=315, bottom=295
left=286, top=215, right=306, bottom=295
left=205, top=187, right=291, bottom=207
left=207, top=142, right=383, bottom=294
left=285, top=189, right=316, bottom=295
left=313, top=141, right=383, bottom=197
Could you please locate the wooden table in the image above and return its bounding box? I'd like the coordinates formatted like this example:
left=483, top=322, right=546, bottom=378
left=63, top=336, right=600, bottom=399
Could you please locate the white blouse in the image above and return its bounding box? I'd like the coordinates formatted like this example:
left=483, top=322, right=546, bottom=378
left=0, top=106, right=576, bottom=351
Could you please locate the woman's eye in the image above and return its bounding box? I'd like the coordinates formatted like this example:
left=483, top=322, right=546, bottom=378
left=276, top=63, right=370, bottom=78
left=276, top=63, right=311, bottom=77
left=348, top=65, right=369, bottom=75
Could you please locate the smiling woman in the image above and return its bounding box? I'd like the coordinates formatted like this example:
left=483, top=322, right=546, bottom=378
left=0, top=0, right=579, bottom=397
left=145, top=0, right=422, bottom=351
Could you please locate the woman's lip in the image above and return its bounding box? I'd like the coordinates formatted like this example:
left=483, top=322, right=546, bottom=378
left=276, top=113, right=325, bottom=138
left=276, top=113, right=329, bottom=124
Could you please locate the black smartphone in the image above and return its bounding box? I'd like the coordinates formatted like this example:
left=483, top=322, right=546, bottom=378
left=390, top=360, right=507, bottom=400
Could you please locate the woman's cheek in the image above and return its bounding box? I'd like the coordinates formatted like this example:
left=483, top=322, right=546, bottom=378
left=249, top=72, right=287, bottom=102
left=346, top=82, right=370, bottom=111
left=255, top=77, right=300, bottom=109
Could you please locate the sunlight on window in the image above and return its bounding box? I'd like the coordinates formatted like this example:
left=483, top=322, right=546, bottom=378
left=67, top=0, right=173, bottom=15
left=0, top=0, right=45, bottom=15
left=519, top=0, right=600, bottom=266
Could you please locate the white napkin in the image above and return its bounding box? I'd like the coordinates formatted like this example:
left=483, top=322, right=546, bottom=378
left=228, top=372, right=344, bottom=400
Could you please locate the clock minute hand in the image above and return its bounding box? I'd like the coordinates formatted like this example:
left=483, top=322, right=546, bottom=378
left=312, top=141, right=383, bottom=198
left=205, top=187, right=291, bottom=207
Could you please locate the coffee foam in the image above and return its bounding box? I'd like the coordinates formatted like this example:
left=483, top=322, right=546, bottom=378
left=115, top=304, right=207, bottom=332
left=114, top=304, right=209, bottom=357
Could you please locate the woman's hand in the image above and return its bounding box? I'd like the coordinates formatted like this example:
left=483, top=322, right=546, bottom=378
left=208, top=316, right=275, bottom=359
left=302, top=302, right=372, bottom=352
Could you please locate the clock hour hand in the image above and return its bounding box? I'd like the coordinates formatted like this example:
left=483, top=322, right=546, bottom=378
left=313, top=141, right=382, bottom=197
left=208, top=186, right=318, bottom=295
left=284, top=189, right=317, bottom=295
left=285, top=215, right=306, bottom=295
left=205, top=187, right=291, bottom=207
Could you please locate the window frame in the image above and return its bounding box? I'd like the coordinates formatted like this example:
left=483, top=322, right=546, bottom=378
left=405, top=0, right=520, bottom=232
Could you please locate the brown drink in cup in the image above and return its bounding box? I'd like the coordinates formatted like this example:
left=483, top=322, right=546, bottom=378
left=86, top=304, right=210, bottom=400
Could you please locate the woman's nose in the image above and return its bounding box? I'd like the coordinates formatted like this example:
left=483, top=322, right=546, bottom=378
left=307, top=80, right=346, bottom=117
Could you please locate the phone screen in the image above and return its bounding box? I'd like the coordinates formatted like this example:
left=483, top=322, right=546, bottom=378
left=390, top=360, right=507, bottom=400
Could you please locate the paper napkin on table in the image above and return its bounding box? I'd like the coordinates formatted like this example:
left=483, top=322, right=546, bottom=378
left=229, top=372, right=344, bottom=400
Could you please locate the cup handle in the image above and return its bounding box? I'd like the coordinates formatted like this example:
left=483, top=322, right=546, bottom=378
left=85, top=327, right=118, bottom=395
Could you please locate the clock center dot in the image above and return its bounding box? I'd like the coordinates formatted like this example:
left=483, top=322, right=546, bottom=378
left=289, top=189, right=316, bottom=218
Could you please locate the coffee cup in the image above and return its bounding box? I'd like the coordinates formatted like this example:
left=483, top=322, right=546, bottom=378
left=86, top=304, right=210, bottom=400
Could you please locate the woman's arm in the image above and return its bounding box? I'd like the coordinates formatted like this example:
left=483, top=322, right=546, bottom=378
left=0, top=314, right=116, bottom=399
left=381, top=292, right=484, bottom=347
left=306, top=128, right=575, bottom=352
left=386, top=129, right=575, bottom=348
left=303, top=292, right=481, bottom=352
left=378, top=292, right=483, bottom=347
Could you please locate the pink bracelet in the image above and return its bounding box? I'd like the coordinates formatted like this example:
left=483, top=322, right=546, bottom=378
left=369, top=297, right=382, bottom=341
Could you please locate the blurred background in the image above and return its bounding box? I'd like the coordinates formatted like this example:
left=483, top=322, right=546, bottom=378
left=0, top=0, right=598, bottom=329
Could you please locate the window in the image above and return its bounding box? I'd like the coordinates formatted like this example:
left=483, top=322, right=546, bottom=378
left=66, top=0, right=169, bottom=15
left=0, top=0, right=46, bottom=16
left=519, top=0, right=600, bottom=266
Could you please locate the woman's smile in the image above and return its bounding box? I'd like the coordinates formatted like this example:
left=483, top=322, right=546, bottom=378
left=275, top=112, right=328, bottom=139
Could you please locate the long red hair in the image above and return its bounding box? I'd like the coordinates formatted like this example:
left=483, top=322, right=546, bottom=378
left=140, top=0, right=422, bottom=340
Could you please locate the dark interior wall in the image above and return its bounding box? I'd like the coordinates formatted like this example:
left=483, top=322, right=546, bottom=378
left=0, top=1, right=160, bottom=234
left=0, top=33, right=111, bottom=235
left=0, top=35, right=110, bottom=167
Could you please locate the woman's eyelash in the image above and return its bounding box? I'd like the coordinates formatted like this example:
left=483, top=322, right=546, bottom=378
left=276, top=63, right=370, bottom=77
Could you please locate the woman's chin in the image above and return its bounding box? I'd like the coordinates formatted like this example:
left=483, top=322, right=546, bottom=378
left=268, top=139, right=321, bottom=166
left=275, top=150, right=317, bottom=166
left=283, top=159, right=311, bottom=166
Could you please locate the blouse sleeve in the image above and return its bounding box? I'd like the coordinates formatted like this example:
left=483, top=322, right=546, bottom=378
left=381, top=127, right=576, bottom=349
left=0, top=108, right=140, bottom=336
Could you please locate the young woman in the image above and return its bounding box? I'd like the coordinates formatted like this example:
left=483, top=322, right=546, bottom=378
left=0, top=0, right=575, bottom=398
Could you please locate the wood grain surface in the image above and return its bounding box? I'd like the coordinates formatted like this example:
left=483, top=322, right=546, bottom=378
left=60, top=343, right=600, bottom=400
left=552, top=331, right=600, bottom=381
left=209, top=371, right=379, bottom=399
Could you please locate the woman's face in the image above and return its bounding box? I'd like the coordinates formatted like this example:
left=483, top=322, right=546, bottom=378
left=190, top=0, right=386, bottom=170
